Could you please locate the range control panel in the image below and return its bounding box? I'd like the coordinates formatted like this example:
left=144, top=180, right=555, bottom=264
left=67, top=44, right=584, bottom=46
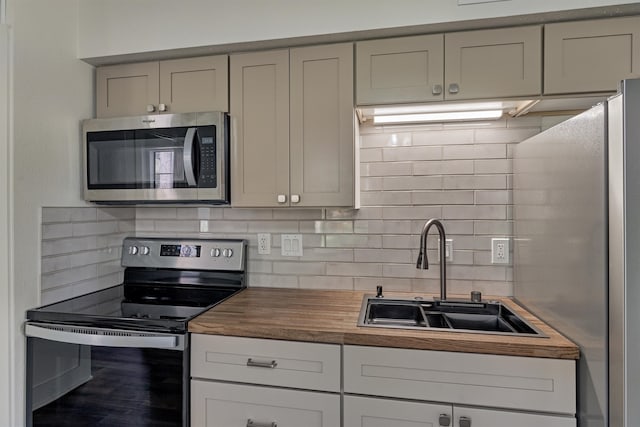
left=122, top=237, right=247, bottom=271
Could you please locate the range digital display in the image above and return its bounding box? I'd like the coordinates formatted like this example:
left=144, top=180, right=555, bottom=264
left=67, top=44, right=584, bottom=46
left=160, top=244, right=201, bottom=257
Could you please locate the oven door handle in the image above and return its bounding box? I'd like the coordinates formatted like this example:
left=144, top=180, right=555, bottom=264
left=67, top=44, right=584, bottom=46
left=25, top=323, right=181, bottom=349
left=183, top=127, right=198, bottom=187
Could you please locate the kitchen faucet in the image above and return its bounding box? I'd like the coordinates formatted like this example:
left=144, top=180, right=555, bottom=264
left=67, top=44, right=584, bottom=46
left=416, top=218, right=447, bottom=301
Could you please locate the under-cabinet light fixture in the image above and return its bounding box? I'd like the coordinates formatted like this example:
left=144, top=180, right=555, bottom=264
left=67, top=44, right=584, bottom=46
left=369, top=101, right=511, bottom=124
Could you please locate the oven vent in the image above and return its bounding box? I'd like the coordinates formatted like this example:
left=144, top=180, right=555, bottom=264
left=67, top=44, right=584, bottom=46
left=43, top=324, right=160, bottom=338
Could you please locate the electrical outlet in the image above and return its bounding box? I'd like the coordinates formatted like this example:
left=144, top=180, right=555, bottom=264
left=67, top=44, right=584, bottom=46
left=199, top=220, right=208, bottom=233
left=257, top=233, right=271, bottom=255
left=437, top=239, right=453, bottom=262
left=491, top=238, right=510, bottom=264
left=281, top=234, right=303, bottom=257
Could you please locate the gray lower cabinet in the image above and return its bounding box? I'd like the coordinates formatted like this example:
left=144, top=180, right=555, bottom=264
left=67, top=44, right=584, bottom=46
left=544, top=16, right=640, bottom=94
left=190, top=334, right=341, bottom=427
left=96, top=55, right=229, bottom=118
left=231, top=43, right=356, bottom=208
left=345, top=395, right=576, bottom=427
left=191, top=381, right=340, bottom=427
left=343, top=345, right=577, bottom=427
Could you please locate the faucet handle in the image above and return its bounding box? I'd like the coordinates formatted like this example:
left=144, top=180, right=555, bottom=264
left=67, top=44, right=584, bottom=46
left=376, top=286, right=384, bottom=298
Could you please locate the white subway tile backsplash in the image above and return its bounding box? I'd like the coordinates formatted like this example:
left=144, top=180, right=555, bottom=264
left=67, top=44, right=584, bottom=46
left=361, top=132, right=412, bottom=148
left=354, top=249, right=413, bottom=263
left=42, top=223, right=73, bottom=240
left=413, top=129, right=474, bottom=146
left=273, top=262, right=326, bottom=275
left=383, top=176, right=442, bottom=191
left=363, top=162, right=413, bottom=177
left=383, top=146, right=442, bottom=162
left=443, top=175, right=507, bottom=190
left=443, top=144, right=506, bottom=160
left=411, top=190, right=474, bottom=205
left=42, top=120, right=536, bottom=302
left=413, top=160, right=474, bottom=176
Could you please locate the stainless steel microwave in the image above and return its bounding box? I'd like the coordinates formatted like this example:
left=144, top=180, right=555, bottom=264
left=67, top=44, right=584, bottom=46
left=82, top=112, right=229, bottom=204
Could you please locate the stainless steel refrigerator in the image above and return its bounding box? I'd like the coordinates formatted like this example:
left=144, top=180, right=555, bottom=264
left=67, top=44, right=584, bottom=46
left=513, top=78, right=640, bottom=427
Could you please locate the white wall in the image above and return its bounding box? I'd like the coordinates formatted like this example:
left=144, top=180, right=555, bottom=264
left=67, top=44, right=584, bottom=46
left=8, top=0, right=93, bottom=424
left=0, top=23, right=12, bottom=427
left=77, top=0, right=640, bottom=60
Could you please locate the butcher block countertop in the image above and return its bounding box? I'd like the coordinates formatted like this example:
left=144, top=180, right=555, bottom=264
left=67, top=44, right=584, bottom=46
left=189, top=288, right=579, bottom=360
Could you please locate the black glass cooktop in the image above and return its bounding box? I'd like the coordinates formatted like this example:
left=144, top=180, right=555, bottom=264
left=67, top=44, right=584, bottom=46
left=27, top=269, right=244, bottom=333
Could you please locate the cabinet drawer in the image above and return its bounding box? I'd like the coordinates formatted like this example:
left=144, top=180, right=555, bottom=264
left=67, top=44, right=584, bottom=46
left=344, top=345, right=575, bottom=415
left=191, top=335, right=341, bottom=392
left=191, top=380, right=340, bottom=427
left=454, top=406, right=576, bottom=427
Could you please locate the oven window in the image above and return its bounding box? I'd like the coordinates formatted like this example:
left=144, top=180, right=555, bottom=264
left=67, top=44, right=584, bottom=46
left=27, top=338, right=186, bottom=427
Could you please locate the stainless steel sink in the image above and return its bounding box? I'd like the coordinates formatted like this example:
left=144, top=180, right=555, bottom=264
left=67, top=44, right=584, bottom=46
left=358, top=296, right=546, bottom=337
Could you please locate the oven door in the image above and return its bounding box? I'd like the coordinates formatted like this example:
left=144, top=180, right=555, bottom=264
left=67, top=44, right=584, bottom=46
left=25, top=323, right=188, bottom=427
left=82, top=112, right=228, bottom=203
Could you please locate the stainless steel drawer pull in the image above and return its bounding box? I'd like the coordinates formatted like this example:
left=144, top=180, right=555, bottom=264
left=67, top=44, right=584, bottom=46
left=246, top=358, right=278, bottom=368
left=247, top=419, right=277, bottom=427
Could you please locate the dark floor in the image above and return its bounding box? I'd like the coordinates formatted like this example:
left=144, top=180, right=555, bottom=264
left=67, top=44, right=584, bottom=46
left=33, top=346, right=184, bottom=427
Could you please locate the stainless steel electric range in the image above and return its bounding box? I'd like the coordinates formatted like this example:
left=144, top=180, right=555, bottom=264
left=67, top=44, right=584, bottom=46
left=25, top=237, right=247, bottom=427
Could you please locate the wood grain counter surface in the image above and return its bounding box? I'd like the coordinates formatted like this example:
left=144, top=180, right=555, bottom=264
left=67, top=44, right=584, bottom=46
left=189, top=287, right=579, bottom=360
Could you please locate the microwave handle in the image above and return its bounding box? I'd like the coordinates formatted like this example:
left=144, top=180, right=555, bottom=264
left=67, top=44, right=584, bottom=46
left=183, top=127, right=198, bottom=187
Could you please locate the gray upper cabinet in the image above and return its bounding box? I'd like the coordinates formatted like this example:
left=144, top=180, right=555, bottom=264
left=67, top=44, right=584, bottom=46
left=444, top=26, right=542, bottom=100
left=230, top=49, right=290, bottom=208
left=356, top=34, right=444, bottom=105
left=96, top=55, right=228, bottom=118
left=231, top=44, right=355, bottom=208
left=544, top=16, right=640, bottom=95
left=290, top=43, right=355, bottom=207
left=356, top=26, right=542, bottom=105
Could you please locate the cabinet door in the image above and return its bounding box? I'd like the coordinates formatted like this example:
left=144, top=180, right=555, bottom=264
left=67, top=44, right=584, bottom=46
left=191, top=381, right=340, bottom=427
left=454, top=406, right=576, bottom=427
left=159, top=55, right=228, bottom=113
left=356, top=34, right=444, bottom=105
left=345, top=395, right=451, bottom=427
left=544, top=16, right=640, bottom=94
left=290, top=43, right=355, bottom=207
left=230, top=50, right=290, bottom=207
left=444, top=26, right=542, bottom=100
left=96, top=62, right=159, bottom=118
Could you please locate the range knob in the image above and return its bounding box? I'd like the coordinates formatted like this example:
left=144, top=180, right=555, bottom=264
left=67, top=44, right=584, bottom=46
left=128, top=246, right=139, bottom=255
left=211, top=248, right=221, bottom=257
left=140, top=246, right=150, bottom=255
left=222, top=248, right=234, bottom=258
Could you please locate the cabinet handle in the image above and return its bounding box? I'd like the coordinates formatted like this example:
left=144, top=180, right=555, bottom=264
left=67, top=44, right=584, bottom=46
left=158, top=103, right=168, bottom=112
left=432, top=84, right=443, bottom=95
left=448, top=83, right=459, bottom=94
left=439, top=414, right=451, bottom=427
left=439, top=414, right=451, bottom=426
left=146, top=104, right=156, bottom=113
left=246, top=358, right=278, bottom=369
left=247, top=420, right=277, bottom=427
left=277, top=194, right=287, bottom=204
left=459, top=416, right=471, bottom=427
left=291, top=194, right=300, bottom=204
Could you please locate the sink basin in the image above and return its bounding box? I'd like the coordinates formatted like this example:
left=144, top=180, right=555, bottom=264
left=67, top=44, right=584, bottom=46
left=358, top=297, right=545, bottom=337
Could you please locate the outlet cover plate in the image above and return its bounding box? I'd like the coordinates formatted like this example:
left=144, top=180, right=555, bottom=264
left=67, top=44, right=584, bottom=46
left=491, top=238, right=510, bottom=264
left=257, top=233, right=271, bottom=255
left=281, top=234, right=303, bottom=257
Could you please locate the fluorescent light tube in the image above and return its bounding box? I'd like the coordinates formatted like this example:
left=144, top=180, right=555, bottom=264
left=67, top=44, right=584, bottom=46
left=373, top=109, right=504, bottom=124
left=372, top=102, right=506, bottom=115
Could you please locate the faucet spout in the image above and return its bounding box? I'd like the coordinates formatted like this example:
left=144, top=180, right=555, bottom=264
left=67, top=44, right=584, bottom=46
left=417, top=218, right=447, bottom=301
